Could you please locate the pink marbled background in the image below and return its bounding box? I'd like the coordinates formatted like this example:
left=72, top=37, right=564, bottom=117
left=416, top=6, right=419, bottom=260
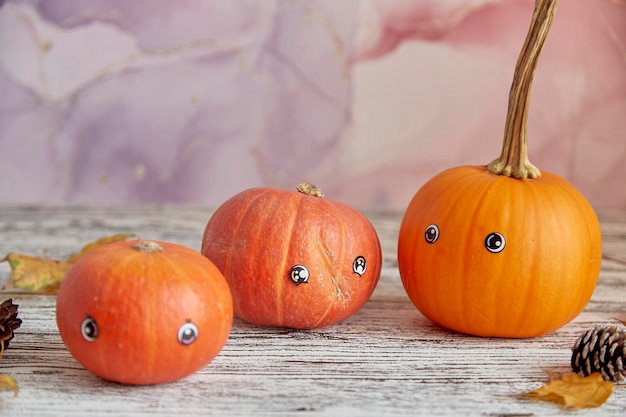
left=1, top=0, right=625, bottom=209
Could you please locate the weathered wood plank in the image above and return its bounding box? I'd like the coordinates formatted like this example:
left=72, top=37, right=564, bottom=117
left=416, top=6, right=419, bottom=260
left=0, top=206, right=624, bottom=416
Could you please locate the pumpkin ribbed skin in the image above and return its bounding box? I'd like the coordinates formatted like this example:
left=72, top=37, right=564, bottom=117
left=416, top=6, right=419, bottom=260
left=201, top=187, right=382, bottom=329
left=398, top=166, right=602, bottom=338
left=56, top=240, right=233, bottom=385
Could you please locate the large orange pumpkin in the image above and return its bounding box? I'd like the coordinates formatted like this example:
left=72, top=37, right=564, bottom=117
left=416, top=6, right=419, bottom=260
left=56, top=240, right=233, bottom=385
left=397, top=0, right=602, bottom=338
left=201, top=183, right=382, bottom=329
left=398, top=166, right=602, bottom=337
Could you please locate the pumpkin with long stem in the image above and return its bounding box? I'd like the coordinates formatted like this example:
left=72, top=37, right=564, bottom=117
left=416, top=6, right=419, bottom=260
left=397, top=0, right=602, bottom=338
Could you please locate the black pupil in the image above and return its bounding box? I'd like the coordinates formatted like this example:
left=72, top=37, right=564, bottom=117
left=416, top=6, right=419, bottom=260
left=485, top=233, right=505, bottom=252
left=290, top=265, right=309, bottom=285
left=182, top=328, right=195, bottom=341
left=425, top=226, right=438, bottom=243
left=84, top=322, right=96, bottom=337
left=81, top=317, right=98, bottom=341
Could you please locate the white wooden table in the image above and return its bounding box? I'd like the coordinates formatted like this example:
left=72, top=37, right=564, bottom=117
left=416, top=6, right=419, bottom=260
left=0, top=205, right=624, bottom=416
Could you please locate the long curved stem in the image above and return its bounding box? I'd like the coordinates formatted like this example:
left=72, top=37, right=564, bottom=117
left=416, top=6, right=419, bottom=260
left=487, top=0, right=558, bottom=179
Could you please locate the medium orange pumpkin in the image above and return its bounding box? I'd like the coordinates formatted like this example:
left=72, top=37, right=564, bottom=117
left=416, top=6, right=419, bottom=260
left=397, top=0, right=602, bottom=338
left=56, top=240, right=233, bottom=385
left=201, top=183, right=382, bottom=329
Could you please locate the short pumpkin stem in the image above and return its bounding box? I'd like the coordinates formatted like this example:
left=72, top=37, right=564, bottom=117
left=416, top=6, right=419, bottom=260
left=296, top=183, right=324, bottom=198
left=487, top=0, right=558, bottom=179
left=132, top=241, right=164, bottom=253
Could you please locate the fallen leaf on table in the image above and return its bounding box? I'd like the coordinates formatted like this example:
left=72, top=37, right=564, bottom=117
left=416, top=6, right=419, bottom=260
left=0, top=254, right=71, bottom=293
left=66, top=233, right=135, bottom=263
left=523, top=373, right=614, bottom=409
left=1, top=233, right=135, bottom=293
left=0, top=374, right=19, bottom=396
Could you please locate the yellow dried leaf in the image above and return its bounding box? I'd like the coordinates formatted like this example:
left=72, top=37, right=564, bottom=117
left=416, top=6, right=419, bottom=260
left=66, top=233, right=135, bottom=263
left=1, top=234, right=135, bottom=293
left=0, top=374, right=18, bottom=396
left=1, top=253, right=71, bottom=293
left=524, top=373, right=614, bottom=409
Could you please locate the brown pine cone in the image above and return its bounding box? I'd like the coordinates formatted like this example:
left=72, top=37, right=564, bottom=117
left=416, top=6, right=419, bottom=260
left=0, top=299, right=22, bottom=352
left=571, top=326, right=626, bottom=382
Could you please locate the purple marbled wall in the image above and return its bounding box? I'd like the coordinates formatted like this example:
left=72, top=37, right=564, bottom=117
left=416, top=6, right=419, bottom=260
left=1, top=0, right=624, bottom=209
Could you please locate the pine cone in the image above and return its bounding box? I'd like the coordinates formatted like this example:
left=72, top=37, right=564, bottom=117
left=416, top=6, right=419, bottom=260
left=571, top=326, right=626, bottom=382
left=0, top=299, right=22, bottom=352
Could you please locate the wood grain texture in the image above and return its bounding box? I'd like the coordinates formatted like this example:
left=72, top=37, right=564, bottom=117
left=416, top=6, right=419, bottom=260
left=0, top=205, right=624, bottom=416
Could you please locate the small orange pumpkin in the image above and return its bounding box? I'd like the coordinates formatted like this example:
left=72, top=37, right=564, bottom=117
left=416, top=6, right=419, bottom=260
left=56, top=240, right=233, bottom=385
left=201, top=183, right=382, bottom=329
left=397, top=0, right=602, bottom=338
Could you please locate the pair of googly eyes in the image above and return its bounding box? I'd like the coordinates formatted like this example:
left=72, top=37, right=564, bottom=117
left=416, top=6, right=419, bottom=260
left=80, top=316, right=199, bottom=345
left=289, top=256, right=368, bottom=285
left=424, top=224, right=506, bottom=253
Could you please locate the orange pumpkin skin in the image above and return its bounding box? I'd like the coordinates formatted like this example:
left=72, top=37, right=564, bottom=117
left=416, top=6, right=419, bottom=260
left=398, top=166, right=602, bottom=338
left=56, top=240, right=233, bottom=385
left=201, top=187, right=382, bottom=329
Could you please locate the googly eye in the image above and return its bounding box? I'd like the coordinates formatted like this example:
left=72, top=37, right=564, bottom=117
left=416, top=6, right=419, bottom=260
left=352, top=256, right=367, bottom=276
left=425, top=224, right=439, bottom=244
left=485, top=232, right=506, bottom=253
left=81, top=316, right=99, bottom=342
left=290, top=265, right=310, bottom=286
left=178, top=321, right=199, bottom=345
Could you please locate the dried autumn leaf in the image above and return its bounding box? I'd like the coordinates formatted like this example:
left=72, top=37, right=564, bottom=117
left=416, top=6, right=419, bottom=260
left=1, top=233, right=135, bottom=293
left=1, top=253, right=71, bottom=293
left=66, top=233, right=135, bottom=263
left=524, top=373, right=614, bottom=409
left=0, top=374, right=19, bottom=396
